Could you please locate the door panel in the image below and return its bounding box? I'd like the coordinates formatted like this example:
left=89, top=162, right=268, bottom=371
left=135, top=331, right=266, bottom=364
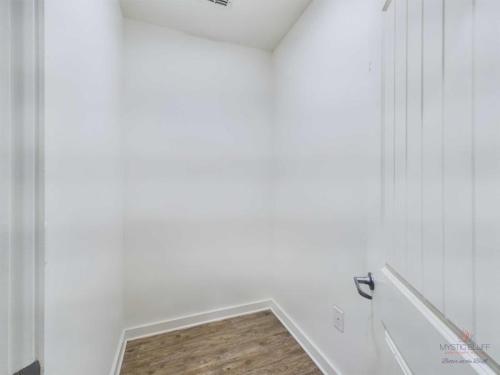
left=393, top=0, right=408, bottom=275
left=474, top=0, right=500, bottom=362
left=372, top=0, right=500, bottom=373
left=405, top=0, right=423, bottom=292
left=442, top=0, right=475, bottom=334
left=374, top=273, right=473, bottom=375
left=383, top=0, right=396, bottom=268
left=421, top=0, right=445, bottom=313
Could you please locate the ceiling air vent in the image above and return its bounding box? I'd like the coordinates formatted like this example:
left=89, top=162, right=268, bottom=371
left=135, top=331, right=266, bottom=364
left=207, top=0, right=230, bottom=6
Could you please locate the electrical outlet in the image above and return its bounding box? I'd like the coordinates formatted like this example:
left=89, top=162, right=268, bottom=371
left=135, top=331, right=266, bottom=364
left=333, top=306, right=344, bottom=333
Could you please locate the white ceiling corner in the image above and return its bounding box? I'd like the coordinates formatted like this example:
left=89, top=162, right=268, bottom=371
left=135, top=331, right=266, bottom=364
left=120, top=0, right=313, bottom=51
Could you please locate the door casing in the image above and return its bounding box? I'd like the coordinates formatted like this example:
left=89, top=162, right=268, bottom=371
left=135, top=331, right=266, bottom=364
left=0, top=0, right=45, bottom=373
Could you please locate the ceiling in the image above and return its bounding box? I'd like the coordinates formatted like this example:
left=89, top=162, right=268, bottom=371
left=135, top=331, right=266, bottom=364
left=120, top=0, right=313, bottom=51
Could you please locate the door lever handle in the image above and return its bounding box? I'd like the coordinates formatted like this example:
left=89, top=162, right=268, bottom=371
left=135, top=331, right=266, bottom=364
left=354, top=272, right=375, bottom=300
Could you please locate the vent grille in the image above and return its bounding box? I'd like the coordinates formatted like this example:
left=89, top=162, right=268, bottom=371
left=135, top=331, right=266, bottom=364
left=207, top=0, right=229, bottom=6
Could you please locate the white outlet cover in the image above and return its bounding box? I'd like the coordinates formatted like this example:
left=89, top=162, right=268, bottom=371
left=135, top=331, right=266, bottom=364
left=333, top=306, right=344, bottom=333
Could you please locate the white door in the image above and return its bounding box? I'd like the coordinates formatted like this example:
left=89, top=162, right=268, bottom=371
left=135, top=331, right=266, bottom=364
left=0, top=1, right=44, bottom=373
left=0, top=1, right=12, bottom=372
left=360, top=0, right=500, bottom=374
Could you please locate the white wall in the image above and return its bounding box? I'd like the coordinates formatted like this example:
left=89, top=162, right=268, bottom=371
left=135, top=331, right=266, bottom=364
left=38, top=0, right=500, bottom=373
left=122, top=20, right=273, bottom=327
left=44, top=1, right=124, bottom=374
left=272, top=1, right=381, bottom=374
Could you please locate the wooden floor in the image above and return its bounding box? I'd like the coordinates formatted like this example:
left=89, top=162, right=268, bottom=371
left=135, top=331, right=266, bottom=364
left=120, top=311, right=323, bottom=375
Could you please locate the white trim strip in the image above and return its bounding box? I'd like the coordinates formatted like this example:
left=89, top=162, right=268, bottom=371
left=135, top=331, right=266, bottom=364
left=123, top=300, right=272, bottom=341
left=384, top=329, right=413, bottom=375
left=109, top=331, right=125, bottom=375
left=269, top=300, right=341, bottom=375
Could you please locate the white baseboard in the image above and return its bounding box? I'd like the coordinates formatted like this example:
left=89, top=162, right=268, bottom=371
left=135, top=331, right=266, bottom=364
left=269, top=300, right=341, bottom=375
left=110, top=300, right=273, bottom=375
left=110, top=299, right=341, bottom=375
left=124, top=299, right=273, bottom=341
left=109, top=330, right=126, bottom=375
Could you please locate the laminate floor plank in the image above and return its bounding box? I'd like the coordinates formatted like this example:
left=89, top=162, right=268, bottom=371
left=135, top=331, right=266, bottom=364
left=120, top=311, right=323, bottom=375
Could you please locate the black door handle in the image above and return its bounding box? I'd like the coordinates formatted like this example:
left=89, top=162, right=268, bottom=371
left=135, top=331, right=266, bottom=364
left=13, top=360, right=41, bottom=375
left=354, top=272, right=375, bottom=300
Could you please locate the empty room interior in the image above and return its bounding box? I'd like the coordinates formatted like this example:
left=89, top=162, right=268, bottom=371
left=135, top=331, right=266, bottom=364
left=2, top=0, right=500, bottom=374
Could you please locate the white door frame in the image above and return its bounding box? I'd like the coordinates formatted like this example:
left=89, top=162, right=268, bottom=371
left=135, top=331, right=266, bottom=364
left=0, top=0, right=13, bottom=371
left=1, top=0, right=45, bottom=373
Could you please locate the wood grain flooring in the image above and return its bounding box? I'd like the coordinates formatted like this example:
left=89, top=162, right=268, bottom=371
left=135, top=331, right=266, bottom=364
left=120, top=310, right=323, bottom=375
